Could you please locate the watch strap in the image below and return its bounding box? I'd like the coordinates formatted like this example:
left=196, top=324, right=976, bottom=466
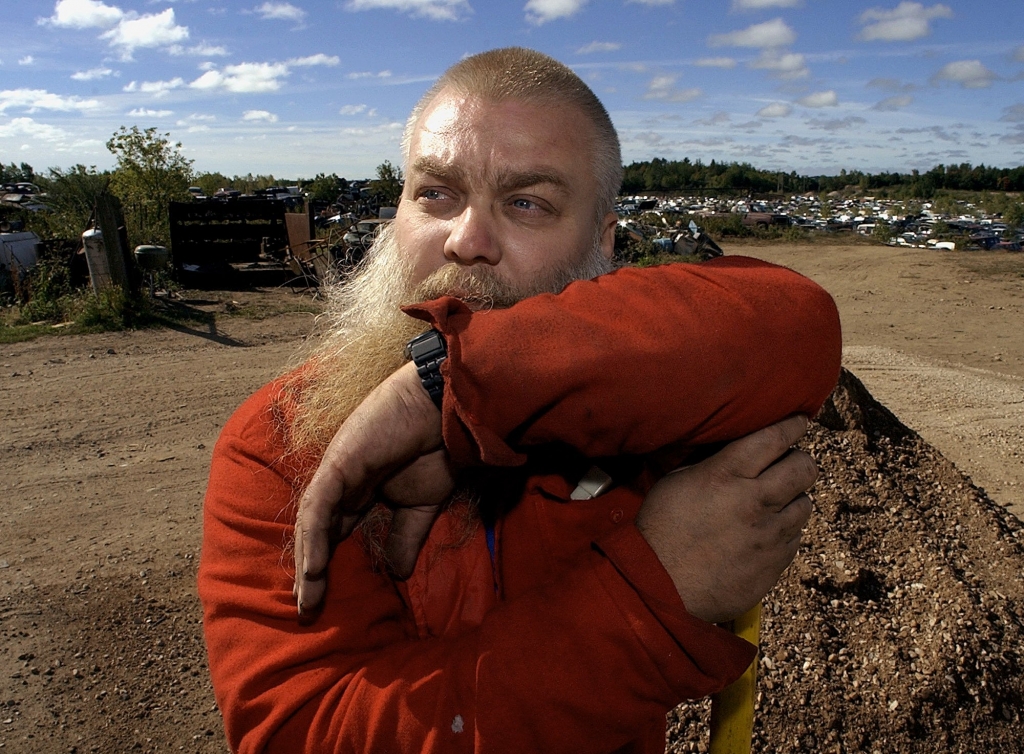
left=404, top=329, right=447, bottom=408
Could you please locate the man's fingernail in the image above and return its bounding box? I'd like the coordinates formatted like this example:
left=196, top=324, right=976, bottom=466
left=302, top=557, right=309, bottom=576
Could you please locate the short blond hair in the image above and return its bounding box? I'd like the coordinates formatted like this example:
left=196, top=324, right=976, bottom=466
left=402, top=47, right=622, bottom=218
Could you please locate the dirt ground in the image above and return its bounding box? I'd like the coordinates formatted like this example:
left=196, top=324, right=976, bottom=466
left=0, top=244, right=1022, bottom=753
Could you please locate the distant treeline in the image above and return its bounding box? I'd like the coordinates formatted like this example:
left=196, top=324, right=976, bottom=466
left=7, top=157, right=1024, bottom=202
left=621, top=158, right=1024, bottom=197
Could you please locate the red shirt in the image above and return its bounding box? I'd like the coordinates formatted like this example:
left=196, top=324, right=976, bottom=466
left=199, top=258, right=842, bottom=753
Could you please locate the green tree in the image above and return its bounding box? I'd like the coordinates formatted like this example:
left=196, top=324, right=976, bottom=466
left=0, top=161, right=37, bottom=184
left=39, top=165, right=111, bottom=240
left=106, top=126, right=193, bottom=248
left=306, top=172, right=344, bottom=203
left=871, top=220, right=893, bottom=244
left=1003, top=203, right=1024, bottom=238
left=370, top=160, right=403, bottom=206
left=193, top=171, right=231, bottom=197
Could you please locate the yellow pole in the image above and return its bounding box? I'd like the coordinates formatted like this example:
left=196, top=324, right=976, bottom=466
left=708, top=603, right=761, bottom=754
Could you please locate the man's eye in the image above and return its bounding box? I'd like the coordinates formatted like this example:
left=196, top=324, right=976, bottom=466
left=511, top=198, right=540, bottom=211
left=420, top=189, right=447, bottom=200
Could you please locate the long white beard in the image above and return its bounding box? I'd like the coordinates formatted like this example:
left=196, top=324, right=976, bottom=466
left=284, top=221, right=613, bottom=458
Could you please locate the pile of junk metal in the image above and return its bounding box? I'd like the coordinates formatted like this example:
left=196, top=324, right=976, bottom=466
left=615, top=204, right=724, bottom=263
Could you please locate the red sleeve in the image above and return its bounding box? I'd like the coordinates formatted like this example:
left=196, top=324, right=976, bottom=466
left=403, top=256, right=842, bottom=467
left=199, top=386, right=754, bottom=754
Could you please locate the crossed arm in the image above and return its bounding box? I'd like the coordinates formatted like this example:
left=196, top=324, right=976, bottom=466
left=294, top=256, right=842, bottom=613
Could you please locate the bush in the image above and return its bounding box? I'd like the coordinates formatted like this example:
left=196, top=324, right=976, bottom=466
left=614, top=225, right=661, bottom=264
left=78, top=287, right=148, bottom=330
left=6, top=240, right=148, bottom=330
left=872, top=221, right=894, bottom=244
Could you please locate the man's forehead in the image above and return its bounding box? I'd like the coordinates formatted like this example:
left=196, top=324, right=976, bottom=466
left=406, top=91, right=592, bottom=189
left=415, top=90, right=479, bottom=140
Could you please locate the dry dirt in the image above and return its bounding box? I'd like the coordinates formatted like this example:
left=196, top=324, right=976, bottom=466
left=1, top=244, right=1022, bottom=753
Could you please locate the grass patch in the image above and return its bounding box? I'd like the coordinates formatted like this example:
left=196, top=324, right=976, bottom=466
left=1, top=286, right=323, bottom=344
left=2, top=287, right=154, bottom=342
left=0, top=321, right=57, bottom=344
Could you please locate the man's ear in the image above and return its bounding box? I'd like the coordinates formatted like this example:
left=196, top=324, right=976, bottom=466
left=599, top=211, right=618, bottom=260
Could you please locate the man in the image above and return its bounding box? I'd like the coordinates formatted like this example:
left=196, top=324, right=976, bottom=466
left=199, top=48, right=841, bottom=753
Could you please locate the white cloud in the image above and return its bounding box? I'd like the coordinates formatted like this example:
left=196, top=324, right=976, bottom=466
left=243, top=109, right=278, bottom=122
left=643, top=75, right=702, bottom=102
left=525, top=0, right=588, bottom=25
left=169, top=42, right=229, bottom=57
left=0, top=88, right=101, bottom=114
left=756, top=102, right=792, bottom=117
left=732, top=0, right=801, bottom=9
left=872, top=94, right=913, bottom=110
left=190, top=62, right=290, bottom=93
left=255, top=2, right=306, bottom=21
left=339, top=104, right=368, bottom=115
left=932, top=60, right=997, bottom=88
left=797, top=90, right=838, bottom=107
left=696, top=57, right=737, bottom=68
left=124, top=77, right=185, bottom=97
left=289, top=54, right=340, bottom=67
left=347, top=70, right=393, bottom=79
left=0, top=117, right=72, bottom=143
left=190, top=55, right=337, bottom=96
left=709, top=18, right=796, bottom=48
left=346, top=0, right=471, bottom=22
left=750, top=50, right=808, bottom=79
left=176, top=114, right=217, bottom=128
left=128, top=107, right=172, bottom=117
left=577, top=41, right=621, bottom=54
left=43, top=0, right=123, bottom=29
left=100, top=9, right=189, bottom=57
left=71, top=67, right=114, bottom=81
left=18, top=56, right=35, bottom=66
left=858, top=2, right=952, bottom=42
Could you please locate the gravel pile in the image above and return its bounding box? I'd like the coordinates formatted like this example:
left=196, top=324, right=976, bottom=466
left=669, top=369, right=1024, bottom=753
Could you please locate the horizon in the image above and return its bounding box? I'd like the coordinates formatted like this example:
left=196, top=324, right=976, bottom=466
left=3, top=0, right=1023, bottom=179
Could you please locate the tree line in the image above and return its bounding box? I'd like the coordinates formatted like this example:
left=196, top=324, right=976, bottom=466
left=621, top=158, right=1024, bottom=197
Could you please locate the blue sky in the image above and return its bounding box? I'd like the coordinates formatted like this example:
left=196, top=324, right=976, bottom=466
left=3, top=0, right=1023, bottom=180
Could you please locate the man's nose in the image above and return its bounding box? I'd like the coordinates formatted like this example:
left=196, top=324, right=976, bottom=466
left=443, top=204, right=501, bottom=267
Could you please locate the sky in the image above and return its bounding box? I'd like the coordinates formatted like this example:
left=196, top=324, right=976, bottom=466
left=3, top=0, right=1024, bottom=180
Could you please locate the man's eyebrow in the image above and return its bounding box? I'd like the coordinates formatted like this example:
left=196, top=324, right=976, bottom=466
left=410, top=157, right=466, bottom=184
left=491, top=167, right=571, bottom=194
left=410, top=157, right=570, bottom=195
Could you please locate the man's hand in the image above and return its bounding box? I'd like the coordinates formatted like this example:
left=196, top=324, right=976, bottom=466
left=293, top=361, right=454, bottom=614
left=636, top=415, right=816, bottom=624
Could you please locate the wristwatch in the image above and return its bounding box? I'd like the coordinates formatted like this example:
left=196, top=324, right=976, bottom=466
left=404, top=329, right=447, bottom=409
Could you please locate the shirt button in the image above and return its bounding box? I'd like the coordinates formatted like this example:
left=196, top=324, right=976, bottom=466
left=610, top=509, right=623, bottom=523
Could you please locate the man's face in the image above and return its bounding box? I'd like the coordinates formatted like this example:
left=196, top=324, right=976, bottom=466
left=395, top=89, right=617, bottom=292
